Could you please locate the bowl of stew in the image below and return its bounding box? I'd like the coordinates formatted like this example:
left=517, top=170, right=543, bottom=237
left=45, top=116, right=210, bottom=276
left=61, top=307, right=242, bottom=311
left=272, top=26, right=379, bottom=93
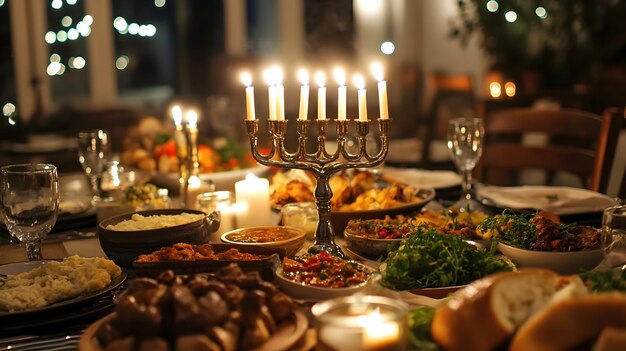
left=274, top=252, right=372, bottom=301
left=221, top=226, right=307, bottom=257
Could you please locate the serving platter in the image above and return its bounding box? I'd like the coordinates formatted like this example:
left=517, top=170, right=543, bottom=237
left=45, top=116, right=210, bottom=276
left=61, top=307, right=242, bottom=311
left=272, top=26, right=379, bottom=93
left=132, top=243, right=284, bottom=279
left=0, top=261, right=126, bottom=318
left=78, top=309, right=309, bottom=351
left=330, top=187, right=435, bottom=234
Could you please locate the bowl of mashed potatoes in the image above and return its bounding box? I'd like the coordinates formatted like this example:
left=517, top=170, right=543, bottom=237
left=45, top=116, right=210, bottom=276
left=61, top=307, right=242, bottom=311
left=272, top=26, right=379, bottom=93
left=98, top=209, right=219, bottom=267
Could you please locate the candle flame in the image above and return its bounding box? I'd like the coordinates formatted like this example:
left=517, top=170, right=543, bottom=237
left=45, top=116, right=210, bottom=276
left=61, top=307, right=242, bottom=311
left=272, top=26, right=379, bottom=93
left=333, top=67, right=346, bottom=86
left=245, top=173, right=259, bottom=181
left=186, top=110, right=198, bottom=128
left=263, top=69, right=275, bottom=86
left=297, top=69, right=309, bottom=85
left=315, top=71, right=326, bottom=87
left=240, top=72, right=252, bottom=87
left=353, top=74, right=365, bottom=90
left=273, top=65, right=283, bottom=85
left=371, top=62, right=384, bottom=82
left=172, top=105, right=183, bottom=126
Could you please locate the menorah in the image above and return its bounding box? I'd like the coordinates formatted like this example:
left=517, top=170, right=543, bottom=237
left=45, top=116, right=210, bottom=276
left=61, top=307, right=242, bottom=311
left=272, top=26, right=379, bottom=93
left=246, top=118, right=391, bottom=257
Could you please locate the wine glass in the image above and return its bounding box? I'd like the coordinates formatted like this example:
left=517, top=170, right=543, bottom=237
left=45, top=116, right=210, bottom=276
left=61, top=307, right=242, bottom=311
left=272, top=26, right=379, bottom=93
left=0, top=164, right=59, bottom=260
left=447, top=118, right=484, bottom=211
left=78, top=129, right=111, bottom=199
left=602, top=204, right=626, bottom=268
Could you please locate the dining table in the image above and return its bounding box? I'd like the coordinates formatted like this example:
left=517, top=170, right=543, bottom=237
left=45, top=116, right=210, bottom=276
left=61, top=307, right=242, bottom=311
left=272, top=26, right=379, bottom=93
left=0, top=170, right=623, bottom=351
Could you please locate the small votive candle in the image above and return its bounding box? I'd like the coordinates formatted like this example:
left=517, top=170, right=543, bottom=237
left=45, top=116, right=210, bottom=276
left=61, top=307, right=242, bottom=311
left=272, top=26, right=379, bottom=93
left=312, top=295, right=408, bottom=351
left=197, top=191, right=233, bottom=241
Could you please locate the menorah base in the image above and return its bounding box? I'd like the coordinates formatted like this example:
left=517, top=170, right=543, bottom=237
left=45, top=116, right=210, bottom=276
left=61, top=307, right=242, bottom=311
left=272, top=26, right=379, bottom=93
left=307, top=242, right=345, bottom=258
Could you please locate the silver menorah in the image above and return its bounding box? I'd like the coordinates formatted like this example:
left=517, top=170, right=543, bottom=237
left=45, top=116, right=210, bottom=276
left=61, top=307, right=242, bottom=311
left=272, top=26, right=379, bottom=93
left=246, top=118, right=391, bottom=257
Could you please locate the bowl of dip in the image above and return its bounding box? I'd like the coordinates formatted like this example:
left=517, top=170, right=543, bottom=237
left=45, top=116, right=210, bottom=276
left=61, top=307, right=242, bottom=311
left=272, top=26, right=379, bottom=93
left=221, top=226, right=307, bottom=257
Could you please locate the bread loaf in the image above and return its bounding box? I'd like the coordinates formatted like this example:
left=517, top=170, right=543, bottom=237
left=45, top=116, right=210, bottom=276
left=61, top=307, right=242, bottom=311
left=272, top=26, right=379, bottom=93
left=510, top=294, right=626, bottom=351
left=431, top=269, right=569, bottom=351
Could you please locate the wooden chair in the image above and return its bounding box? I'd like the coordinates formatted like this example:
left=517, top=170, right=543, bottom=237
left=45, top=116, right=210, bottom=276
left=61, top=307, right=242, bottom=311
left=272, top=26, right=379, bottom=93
left=475, top=107, right=623, bottom=194
left=420, top=73, right=475, bottom=168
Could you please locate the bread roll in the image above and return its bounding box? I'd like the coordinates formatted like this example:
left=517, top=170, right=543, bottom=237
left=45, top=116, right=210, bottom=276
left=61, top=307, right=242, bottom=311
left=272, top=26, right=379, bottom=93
left=431, top=269, right=561, bottom=351
left=594, top=327, right=626, bottom=351
left=510, top=294, right=626, bottom=351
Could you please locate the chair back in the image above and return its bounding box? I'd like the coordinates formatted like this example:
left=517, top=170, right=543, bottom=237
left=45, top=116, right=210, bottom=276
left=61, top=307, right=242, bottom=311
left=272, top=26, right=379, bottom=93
left=476, top=107, right=623, bottom=193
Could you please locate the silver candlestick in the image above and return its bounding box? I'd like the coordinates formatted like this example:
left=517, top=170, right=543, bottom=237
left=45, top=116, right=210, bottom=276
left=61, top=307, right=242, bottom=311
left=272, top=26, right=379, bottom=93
left=246, top=118, right=391, bottom=257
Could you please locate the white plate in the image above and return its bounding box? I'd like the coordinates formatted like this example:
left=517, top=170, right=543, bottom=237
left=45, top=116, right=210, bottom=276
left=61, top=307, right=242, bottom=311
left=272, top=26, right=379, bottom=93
left=274, top=266, right=371, bottom=301
left=476, top=185, right=618, bottom=215
left=383, top=167, right=461, bottom=189
left=150, top=165, right=269, bottom=191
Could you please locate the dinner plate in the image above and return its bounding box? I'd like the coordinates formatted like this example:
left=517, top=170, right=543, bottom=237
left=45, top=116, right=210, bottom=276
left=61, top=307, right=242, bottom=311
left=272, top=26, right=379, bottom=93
left=476, top=185, right=618, bottom=216
left=150, top=165, right=269, bottom=191
left=383, top=167, right=462, bottom=189
left=0, top=261, right=127, bottom=318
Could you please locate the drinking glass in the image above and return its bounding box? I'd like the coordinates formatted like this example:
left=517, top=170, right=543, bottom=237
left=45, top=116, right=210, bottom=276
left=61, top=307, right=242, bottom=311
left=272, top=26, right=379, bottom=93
left=447, top=118, right=484, bottom=211
left=78, top=129, right=111, bottom=198
left=602, top=204, right=626, bottom=267
left=0, top=164, right=59, bottom=260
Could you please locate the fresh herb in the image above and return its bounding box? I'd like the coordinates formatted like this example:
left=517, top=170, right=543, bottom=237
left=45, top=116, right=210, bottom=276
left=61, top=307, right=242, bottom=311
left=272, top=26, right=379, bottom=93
left=580, top=269, right=626, bottom=293
left=380, top=227, right=513, bottom=290
left=408, top=307, right=439, bottom=350
left=481, top=210, right=537, bottom=250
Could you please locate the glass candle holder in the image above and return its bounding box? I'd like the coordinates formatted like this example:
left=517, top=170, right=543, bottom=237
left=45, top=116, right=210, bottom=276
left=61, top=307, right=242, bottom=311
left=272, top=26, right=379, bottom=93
left=197, top=191, right=233, bottom=240
left=312, top=295, right=408, bottom=351
left=280, top=202, right=318, bottom=239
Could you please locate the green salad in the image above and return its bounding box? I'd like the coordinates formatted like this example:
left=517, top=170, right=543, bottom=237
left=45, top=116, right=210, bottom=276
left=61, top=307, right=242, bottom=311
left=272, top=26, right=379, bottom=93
left=380, top=227, right=513, bottom=290
left=408, top=307, right=439, bottom=350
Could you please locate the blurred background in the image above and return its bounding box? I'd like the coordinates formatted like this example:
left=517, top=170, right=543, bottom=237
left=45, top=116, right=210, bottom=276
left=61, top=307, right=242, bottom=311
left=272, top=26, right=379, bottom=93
left=0, top=0, right=625, bottom=192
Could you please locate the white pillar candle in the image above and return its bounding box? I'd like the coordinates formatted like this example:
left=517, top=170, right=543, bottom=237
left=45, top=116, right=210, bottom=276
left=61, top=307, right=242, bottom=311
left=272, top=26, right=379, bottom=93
left=264, top=69, right=277, bottom=120
left=334, top=68, right=347, bottom=120
left=275, top=66, right=285, bottom=121
left=354, top=74, right=368, bottom=122
left=371, top=63, right=389, bottom=119
left=315, top=71, right=326, bottom=120
left=235, top=173, right=271, bottom=228
left=186, top=110, right=198, bottom=131
left=297, top=69, right=309, bottom=120
left=240, top=72, right=255, bottom=120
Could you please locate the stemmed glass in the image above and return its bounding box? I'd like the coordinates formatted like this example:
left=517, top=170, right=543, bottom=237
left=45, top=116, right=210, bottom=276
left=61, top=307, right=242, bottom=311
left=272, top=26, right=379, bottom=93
left=78, top=129, right=111, bottom=199
left=0, top=164, right=59, bottom=261
left=447, top=118, right=484, bottom=211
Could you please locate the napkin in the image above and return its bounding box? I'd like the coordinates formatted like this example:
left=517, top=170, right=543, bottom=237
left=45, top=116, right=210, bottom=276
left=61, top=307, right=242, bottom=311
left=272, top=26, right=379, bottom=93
left=477, top=186, right=617, bottom=215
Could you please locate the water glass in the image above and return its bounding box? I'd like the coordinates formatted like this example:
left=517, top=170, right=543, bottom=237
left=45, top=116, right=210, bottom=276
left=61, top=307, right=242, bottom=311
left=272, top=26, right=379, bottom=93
left=78, top=129, right=111, bottom=198
left=447, top=118, right=484, bottom=211
left=0, top=164, right=59, bottom=260
left=602, top=204, right=626, bottom=267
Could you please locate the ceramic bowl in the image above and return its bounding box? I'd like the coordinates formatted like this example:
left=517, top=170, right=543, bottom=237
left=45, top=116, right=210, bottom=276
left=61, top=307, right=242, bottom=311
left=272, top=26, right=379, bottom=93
left=98, top=209, right=219, bottom=268
left=221, top=226, right=307, bottom=257
left=273, top=266, right=371, bottom=301
left=343, top=229, right=403, bottom=260
left=497, top=242, right=605, bottom=274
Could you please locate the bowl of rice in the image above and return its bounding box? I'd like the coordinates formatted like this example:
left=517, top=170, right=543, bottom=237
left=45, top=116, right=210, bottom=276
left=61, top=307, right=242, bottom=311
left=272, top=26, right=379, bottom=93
left=97, top=209, right=219, bottom=267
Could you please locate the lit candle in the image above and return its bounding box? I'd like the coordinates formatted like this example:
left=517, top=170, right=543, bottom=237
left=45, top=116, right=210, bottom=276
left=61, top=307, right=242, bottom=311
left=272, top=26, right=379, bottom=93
left=274, top=66, right=285, bottom=121
left=361, top=309, right=400, bottom=351
left=235, top=173, right=271, bottom=228
left=334, top=67, right=347, bottom=120
left=240, top=72, right=255, bottom=120
left=315, top=71, right=326, bottom=120
left=297, top=69, right=309, bottom=120
left=172, top=105, right=183, bottom=128
left=354, top=74, right=368, bottom=122
left=264, top=69, right=277, bottom=120
left=371, top=63, right=389, bottom=119
left=186, top=110, right=198, bottom=131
